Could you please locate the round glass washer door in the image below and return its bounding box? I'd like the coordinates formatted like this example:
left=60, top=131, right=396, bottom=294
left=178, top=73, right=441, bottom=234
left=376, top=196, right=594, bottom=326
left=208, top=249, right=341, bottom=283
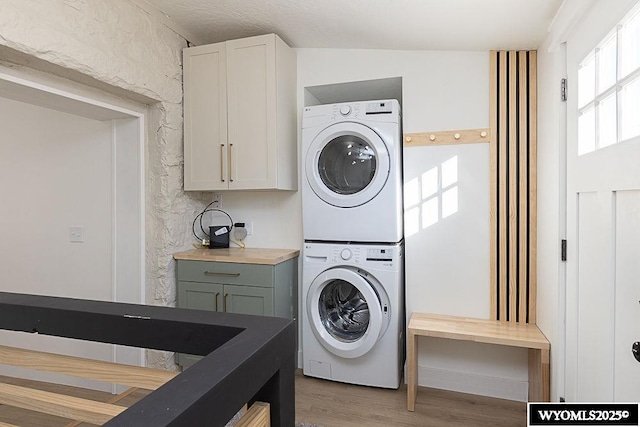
left=307, top=267, right=390, bottom=359
left=305, top=122, right=390, bottom=208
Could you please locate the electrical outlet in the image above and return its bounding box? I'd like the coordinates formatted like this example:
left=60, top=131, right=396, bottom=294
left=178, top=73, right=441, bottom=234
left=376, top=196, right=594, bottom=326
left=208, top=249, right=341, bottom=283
left=211, top=193, right=222, bottom=209
left=69, top=226, right=84, bottom=243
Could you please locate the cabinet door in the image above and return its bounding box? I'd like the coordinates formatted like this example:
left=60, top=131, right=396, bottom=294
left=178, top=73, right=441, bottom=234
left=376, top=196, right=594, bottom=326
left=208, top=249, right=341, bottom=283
left=224, top=284, right=274, bottom=316
left=176, top=281, right=224, bottom=369
left=177, top=281, right=224, bottom=312
left=183, top=43, right=228, bottom=191
left=226, top=34, right=277, bottom=190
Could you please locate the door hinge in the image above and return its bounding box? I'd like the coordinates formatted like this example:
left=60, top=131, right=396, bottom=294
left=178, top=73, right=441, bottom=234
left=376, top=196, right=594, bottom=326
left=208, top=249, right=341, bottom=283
left=561, top=78, right=568, bottom=102
left=561, top=239, right=567, bottom=261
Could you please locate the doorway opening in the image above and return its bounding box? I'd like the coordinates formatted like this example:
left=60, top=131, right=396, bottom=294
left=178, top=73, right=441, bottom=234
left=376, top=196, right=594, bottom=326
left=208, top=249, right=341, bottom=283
left=0, top=71, right=145, bottom=391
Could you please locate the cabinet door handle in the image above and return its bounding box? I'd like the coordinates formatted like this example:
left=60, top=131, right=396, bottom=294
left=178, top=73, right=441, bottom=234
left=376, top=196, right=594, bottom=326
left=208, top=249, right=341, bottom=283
left=220, top=144, right=225, bottom=182
left=223, top=293, right=229, bottom=312
left=204, top=271, right=240, bottom=277
left=214, top=292, right=220, bottom=311
left=229, top=143, right=234, bottom=182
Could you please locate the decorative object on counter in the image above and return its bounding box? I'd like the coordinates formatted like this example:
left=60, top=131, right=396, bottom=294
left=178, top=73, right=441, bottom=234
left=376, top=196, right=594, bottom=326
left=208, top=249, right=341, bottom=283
left=191, top=201, right=246, bottom=249
left=209, top=225, right=230, bottom=249
left=233, top=222, right=248, bottom=240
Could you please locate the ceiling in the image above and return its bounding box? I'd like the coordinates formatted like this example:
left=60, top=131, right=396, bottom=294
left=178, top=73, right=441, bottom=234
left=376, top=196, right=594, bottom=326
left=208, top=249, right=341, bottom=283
left=140, top=0, right=564, bottom=50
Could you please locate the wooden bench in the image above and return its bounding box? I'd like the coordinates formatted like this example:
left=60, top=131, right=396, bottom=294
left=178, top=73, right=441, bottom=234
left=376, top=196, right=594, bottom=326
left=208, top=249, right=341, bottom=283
left=407, top=312, right=550, bottom=411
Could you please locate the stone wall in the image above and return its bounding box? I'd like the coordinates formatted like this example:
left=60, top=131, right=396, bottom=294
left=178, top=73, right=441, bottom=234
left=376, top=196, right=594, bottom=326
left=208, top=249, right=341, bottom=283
left=0, top=0, right=204, bottom=369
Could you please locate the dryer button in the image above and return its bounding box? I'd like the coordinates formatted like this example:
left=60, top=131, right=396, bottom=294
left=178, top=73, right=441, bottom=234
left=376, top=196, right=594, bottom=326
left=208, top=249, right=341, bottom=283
left=339, top=105, right=352, bottom=116
left=340, top=249, right=352, bottom=260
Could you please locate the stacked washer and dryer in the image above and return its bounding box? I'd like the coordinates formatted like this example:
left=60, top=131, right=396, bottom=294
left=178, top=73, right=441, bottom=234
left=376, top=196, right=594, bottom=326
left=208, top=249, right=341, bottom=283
left=301, top=99, right=405, bottom=389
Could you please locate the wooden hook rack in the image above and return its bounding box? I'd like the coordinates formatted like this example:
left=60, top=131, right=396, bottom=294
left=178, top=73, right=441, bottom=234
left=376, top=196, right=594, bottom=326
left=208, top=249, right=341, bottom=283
left=403, top=128, right=491, bottom=147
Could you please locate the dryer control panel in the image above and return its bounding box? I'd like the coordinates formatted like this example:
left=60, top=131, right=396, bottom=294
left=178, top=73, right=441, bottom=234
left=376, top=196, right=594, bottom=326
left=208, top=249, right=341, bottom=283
left=365, top=101, right=394, bottom=115
left=331, top=103, right=361, bottom=119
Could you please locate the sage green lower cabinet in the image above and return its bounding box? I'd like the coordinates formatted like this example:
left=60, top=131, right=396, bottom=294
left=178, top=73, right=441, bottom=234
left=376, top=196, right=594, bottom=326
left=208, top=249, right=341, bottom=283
left=175, top=257, right=297, bottom=369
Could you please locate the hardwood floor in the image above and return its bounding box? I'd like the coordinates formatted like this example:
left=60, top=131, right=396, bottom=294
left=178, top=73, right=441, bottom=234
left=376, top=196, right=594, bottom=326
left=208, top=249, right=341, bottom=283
left=295, top=371, right=526, bottom=427
left=0, top=372, right=525, bottom=426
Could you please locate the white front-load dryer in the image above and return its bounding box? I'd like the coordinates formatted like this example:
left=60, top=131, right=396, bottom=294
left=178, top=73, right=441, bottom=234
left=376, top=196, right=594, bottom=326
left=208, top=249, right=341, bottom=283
left=302, top=100, right=403, bottom=243
left=302, top=241, right=404, bottom=388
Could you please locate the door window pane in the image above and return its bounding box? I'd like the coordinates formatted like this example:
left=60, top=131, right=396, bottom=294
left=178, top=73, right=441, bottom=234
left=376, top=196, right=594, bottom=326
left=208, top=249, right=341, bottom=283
left=579, top=55, right=596, bottom=107
left=620, top=9, right=640, bottom=78
left=598, top=33, right=617, bottom=93
left=578, top=107, right=596, bottom=155
left=598, top=93, right=617, bottom=148
left=576, top=3, right=640, bottom=156
left=621, top=76, right=640, bottom=140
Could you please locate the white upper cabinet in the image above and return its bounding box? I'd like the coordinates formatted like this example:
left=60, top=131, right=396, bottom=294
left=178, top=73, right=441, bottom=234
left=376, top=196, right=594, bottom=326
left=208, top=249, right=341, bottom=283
left=183, top=34, right=297, bottom=191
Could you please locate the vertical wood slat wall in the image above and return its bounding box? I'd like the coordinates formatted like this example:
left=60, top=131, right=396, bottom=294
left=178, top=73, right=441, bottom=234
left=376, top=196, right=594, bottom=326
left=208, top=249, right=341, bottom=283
left=489, top=50, right=537, bottom=324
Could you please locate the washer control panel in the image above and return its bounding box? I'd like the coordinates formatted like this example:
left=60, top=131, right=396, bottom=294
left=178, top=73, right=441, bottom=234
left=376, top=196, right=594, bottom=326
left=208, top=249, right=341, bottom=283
left=304, top=242, right=403, bottom=270
left=366, top=247, right=392, bottom=261
left=331, top=246, right=361, bottom=263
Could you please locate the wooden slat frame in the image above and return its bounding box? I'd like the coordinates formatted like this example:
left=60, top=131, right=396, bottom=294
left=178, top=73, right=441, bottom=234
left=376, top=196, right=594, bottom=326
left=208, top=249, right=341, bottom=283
left=0, top=345, right=273, bottom=426
left=0, top=292, right=296, bottom=426
left=498, top=51, right=509, bottom=322
left=0, top=345, right=177, bottom=390
left=489, top=51, right=498, bottom=320
left=518, top=51, right=529, bottom=323
left=65, top=387, right=140, bottom=427
left=0, top=344, right=172, bottom=426
left=236, top=402, right=271, bottom=427
left=508, top=51, right=519, bottom=323
left=0, top=382, right=125, bottom=425
left=490, top=50, right=537, bottom=324
left=529, top=50, right=538, bottom=324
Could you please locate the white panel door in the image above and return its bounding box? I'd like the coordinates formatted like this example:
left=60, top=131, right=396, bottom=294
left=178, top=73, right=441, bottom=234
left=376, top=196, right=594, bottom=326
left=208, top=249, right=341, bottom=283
left=614, top=191, right=640, bottom=399
left=565, top=0, right=640, bottom=402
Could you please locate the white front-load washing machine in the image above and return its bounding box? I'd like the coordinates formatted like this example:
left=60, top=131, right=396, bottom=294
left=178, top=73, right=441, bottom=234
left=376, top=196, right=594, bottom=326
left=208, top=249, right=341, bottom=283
left=302, top=241, right=404, bottom=388
left=302, top=100, right=403, bottom=243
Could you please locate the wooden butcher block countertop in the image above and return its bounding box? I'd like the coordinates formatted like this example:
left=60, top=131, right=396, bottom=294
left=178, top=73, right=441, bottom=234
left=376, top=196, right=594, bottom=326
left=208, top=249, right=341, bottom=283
left=173, top=248, right=300, bottom=265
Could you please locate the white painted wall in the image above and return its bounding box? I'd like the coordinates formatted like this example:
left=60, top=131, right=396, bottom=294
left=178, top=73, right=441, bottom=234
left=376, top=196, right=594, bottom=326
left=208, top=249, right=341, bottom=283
left=297, top=49, right=529, bottom=401
left=212, top=191, right=302, bottom=250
